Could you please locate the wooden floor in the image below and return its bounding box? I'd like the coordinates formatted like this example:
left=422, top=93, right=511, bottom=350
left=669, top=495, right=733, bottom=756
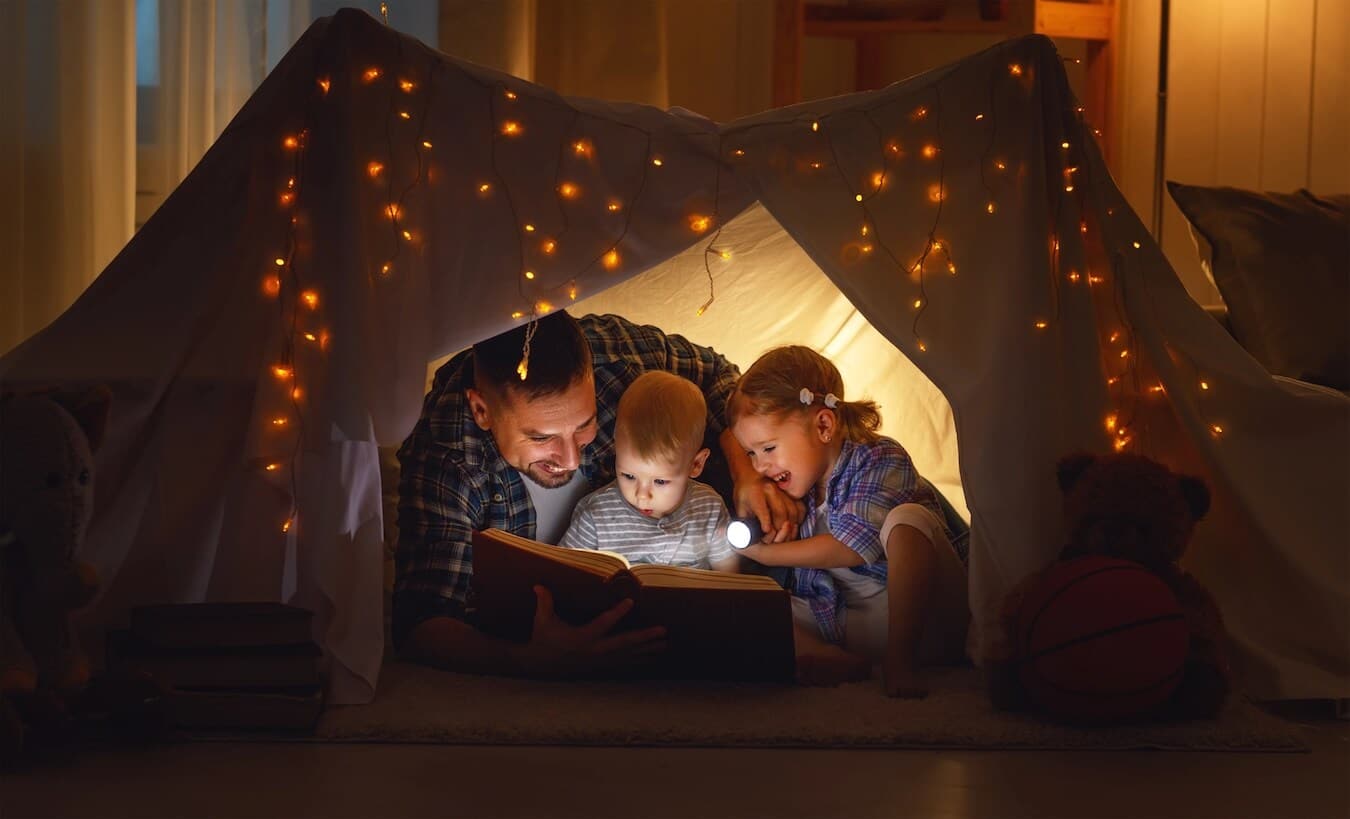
left=4, top=717, right=1347, bottom=818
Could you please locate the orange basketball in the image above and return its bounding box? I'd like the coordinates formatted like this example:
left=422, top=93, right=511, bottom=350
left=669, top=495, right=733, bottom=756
left=1016, top=556, right=1189, bottom=722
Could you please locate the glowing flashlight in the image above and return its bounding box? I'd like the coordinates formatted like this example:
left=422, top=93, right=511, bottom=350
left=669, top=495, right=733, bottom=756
left=727, top=517, right=764, bottom=550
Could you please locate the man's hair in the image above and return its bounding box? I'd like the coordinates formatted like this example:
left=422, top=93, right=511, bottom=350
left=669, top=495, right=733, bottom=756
left=472, top=310, right=591, bottom=401
left=616, top=371, right=708, bottom=464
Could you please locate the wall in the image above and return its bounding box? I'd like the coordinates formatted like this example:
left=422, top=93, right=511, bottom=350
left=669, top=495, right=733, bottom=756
left=1115, top=0, right=1350, bottom=305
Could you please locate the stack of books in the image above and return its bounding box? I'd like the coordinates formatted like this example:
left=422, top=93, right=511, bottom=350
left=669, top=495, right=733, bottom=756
left=106, top=602, right=323, bottom=732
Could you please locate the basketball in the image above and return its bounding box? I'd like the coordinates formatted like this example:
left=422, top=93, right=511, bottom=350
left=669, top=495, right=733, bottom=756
left=1016, top=556, right=1190, bottom=722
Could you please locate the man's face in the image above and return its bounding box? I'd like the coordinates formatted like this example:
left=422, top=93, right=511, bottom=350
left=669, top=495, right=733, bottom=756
left=613, top=435, right=708, bottom=520
left=467, top=375, right=599, bottom=488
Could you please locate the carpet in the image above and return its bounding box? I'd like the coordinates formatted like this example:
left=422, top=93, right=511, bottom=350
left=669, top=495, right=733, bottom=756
left=315, top=662, right=1307, bottom=751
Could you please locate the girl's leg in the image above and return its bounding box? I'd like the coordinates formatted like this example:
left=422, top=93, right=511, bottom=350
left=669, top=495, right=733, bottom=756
left=790, top=598, right=870, bottom=686
left=883, top=523, right=938, bottom=697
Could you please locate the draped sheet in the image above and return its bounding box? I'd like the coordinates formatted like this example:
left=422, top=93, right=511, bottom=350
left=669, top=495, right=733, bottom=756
left=3, top=10, right=1345, bottom=704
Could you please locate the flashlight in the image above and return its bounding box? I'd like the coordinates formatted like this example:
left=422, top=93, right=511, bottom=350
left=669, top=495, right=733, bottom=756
left=727, top=517, right=764, bottom=550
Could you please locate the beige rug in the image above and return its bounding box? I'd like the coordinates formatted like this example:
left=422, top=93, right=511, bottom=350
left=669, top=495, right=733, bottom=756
left=316, top=662, right=1307, bottom=751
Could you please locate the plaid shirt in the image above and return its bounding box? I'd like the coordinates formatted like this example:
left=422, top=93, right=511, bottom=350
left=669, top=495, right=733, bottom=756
left=392, top=314, right=741, bottom=648
left=792, top=437, right=957, bottom=644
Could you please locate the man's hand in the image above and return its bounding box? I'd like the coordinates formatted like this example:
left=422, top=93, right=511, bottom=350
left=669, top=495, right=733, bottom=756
left=733, top=477, right=803, bottom=544
left=517, top=586, right=667, bottom=677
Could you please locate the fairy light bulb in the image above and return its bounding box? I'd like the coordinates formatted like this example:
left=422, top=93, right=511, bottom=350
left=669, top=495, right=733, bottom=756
left=1061, top=141, right=1070, bottom=150
left=380, top=262, right=392, bottom=276
left=523, top=223, right=535, bottom=233
left=398, top=111, right=411, bottom=120
left=1210, top=424, right=1224, bottom=436
left=572, top=139, right=592, bottom=157
left=1080, top=221, right=1088, bottom=234
left=1009, top=63, right=1023, bottom=76
left=282, top=136, right=299, bottom=150
left=606, top=200, right=622, bottom=212
left=688, top=214, right=712, bottom=233
left=975, top=113, right=984, bottom=121
left=384, top=203, right=402, bottom=220
left=1105, top=414, right=1118, bottom=432
left=911, top=106, right=928, bottom=120
left=272, top=365, right=293, bottom=379
left=811, top=121, right=819, bottom=132
left=603, top=248, right=621, bottom=270
left=558, top=182, right=580, bottom=200
left=1067, top=271, right=1081, bottom=283
left=1200, top=380, right=1210, bottom=391
left=1109, top=331, right=1121, bottom=343
left=921, top=144, right=938, bottom=160
left=317, top=77, right=331, bottom=94
left=422, top=140, right=433, bottom=149
left=363, top=67, right=381, bottom=83
left=401, top=229, right=414, bottom=241
left=809, top=161, right=823, bottom=170
left=860, top=224, right=869, bottom=237
left=291, top=387, right=303, bottom=401
left=265, top=463, right=281, bottom=472
left=854, top=194, right=863, bottom=202
left=282, top=518, right=294, bottom=533
left=501, top=120, right=521, bottom=136
left=732, top=148, right=746, bottom=157
left=927, top=183, right=945, bottom=203
left=568, top=284, right=578, bottom=300
left=367, top=161, right=384, bottom=178
left=303, top=332, right=318, bottom=342
left=886, top=140, right=901, bottom=156
left=986, top=202, right=996, bottom=214
left=524, top=270, right=535, bottom=280
left=1034, top=320, right=1048, bottom=330
left=272, top=416, right=288, bottom=427
left=718, top=250, right=732, bottom=261
left=504, top=89, right=517, bottom=100
left=541, top=239, right=557, bottom=255
left=1132, top=241, right=1142, bottom=249
left=871, top=171, right=885, bottom=190
left=994, top=159, right=1007, bottom=171
left=917, top=340, right=928, bottom=353
left=946, top=261, right=957, bottom=274
left=300, top=290, right=319, bottom=310
left=913, top=298, right=923, bottom=310
left=651, top=157, right=663, bottom=167
left=477, top=183, right=492, bottom=195
left=279, top=192, right=295, bottom=206
left=274, top=257, right=286, bottom=267
left=511, top=310, right=525, bottom=319
left=399, top=79, right=414, bottom=92
left=263, top=275, right=281, bottom=296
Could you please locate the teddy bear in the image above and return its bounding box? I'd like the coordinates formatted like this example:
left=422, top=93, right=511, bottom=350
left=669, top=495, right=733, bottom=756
left=986, top=451, right=1231, bottom=721
left=0, top=386, right=111, bottom=758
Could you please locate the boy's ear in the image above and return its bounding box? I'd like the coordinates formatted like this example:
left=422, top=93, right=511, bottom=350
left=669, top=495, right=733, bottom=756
left=689, top=447, right=711, bottom=478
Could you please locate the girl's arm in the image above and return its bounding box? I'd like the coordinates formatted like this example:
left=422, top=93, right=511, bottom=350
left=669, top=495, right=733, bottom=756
left=739, top=534, right=864, bottom=569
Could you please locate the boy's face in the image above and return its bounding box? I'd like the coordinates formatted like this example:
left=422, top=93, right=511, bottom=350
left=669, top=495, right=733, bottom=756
left=613, top=434, right=709, bottom=520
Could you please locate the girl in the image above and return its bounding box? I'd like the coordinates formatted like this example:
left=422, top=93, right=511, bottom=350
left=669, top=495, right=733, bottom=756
left=727, top=346, right=969, bottom=697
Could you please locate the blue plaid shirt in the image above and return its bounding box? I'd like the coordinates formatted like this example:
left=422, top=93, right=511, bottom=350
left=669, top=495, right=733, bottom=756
left=392, top=314, right=741, bottom=648
left=792, top=437, right=963, bottom=644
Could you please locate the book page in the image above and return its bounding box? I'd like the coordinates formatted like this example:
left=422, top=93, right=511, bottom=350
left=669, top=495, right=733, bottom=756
left=480, top=528, right=629, bottom=577
left=628, top=564, right=783, bottom=591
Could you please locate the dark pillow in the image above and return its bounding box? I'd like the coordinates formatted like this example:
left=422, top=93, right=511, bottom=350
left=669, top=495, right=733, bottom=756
left=1167, top=182, right=1349, bottom=390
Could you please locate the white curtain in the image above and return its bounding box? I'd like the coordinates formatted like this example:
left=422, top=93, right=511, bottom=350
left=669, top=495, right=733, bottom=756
left=0, top=0, right=136, bottom=358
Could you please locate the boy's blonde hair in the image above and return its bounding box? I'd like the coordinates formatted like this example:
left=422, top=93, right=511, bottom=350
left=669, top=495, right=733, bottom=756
left=726, top=345, right=882, bottom=444
left=617, top=371, right=708, bottom=464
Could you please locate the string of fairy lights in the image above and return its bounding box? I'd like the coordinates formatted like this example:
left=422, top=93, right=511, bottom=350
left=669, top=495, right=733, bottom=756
left=254, top=22, right=1226, bottom=534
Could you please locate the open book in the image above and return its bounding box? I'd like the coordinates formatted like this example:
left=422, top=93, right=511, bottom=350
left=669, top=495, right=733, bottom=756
left=471, top=528, right=794, bottom=682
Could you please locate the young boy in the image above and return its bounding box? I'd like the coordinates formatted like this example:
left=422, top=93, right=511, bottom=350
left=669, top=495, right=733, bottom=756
left=560, top=371, right=739, bottom=573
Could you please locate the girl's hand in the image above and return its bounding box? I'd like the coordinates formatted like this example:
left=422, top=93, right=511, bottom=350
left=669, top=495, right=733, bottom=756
left=733, top=477, right=803, bottom=544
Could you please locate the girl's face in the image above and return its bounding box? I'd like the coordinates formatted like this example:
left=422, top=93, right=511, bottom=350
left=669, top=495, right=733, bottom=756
left=732, top=410, right=832, bottom=500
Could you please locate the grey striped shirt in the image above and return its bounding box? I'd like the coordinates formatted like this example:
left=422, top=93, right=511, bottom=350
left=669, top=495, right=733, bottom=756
left=559, top=481, right=734, bottom=569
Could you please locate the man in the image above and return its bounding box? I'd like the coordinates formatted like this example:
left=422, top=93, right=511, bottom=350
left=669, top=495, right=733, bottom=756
left=394, top=311, right=798, bottom=675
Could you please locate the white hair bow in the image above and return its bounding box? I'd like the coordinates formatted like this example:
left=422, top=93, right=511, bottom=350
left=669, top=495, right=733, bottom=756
left=799, top=388, right=839, bottom=409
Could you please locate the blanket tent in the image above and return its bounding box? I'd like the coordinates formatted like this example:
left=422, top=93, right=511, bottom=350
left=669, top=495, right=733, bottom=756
left=2, top=9, right=1345, bottom=705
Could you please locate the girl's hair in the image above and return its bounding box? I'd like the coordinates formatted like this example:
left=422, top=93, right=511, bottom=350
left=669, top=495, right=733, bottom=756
left=617, top=371, right=708, bottom=464
left=727, top=346, right=882, bottom=444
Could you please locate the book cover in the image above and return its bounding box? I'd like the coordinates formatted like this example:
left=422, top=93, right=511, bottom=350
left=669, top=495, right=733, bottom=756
left=129, top=602, right=314, bottom=650
left=470, top=528, right=795, bottom=682
left=107, top=630, right=323, bottom=690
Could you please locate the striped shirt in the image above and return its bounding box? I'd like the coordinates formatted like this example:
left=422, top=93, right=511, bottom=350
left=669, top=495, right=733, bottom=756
left=792, top=437, right=958, bottom=644
left=392, top=314, right=741, bottom=649
left=560, top=481, right=734, bottom=569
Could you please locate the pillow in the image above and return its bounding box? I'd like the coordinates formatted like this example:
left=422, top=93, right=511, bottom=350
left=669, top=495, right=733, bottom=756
left=1167, top=182, right=1349, bottom=389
